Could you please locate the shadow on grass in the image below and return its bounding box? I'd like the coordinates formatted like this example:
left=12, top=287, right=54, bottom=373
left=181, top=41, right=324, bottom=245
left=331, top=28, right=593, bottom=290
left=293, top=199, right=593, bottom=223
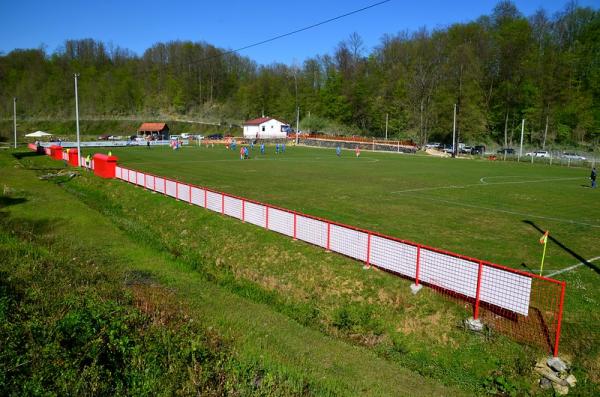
left=12, top=151, right=44, bottom=160
left=0, top=196, right=27, bottom=208
left=519, top=262, right=535, bottom=272
left=523, top=220, right=600, bottom=275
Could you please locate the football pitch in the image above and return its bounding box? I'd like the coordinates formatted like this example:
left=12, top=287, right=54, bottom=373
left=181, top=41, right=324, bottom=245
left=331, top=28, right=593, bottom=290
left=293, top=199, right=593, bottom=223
left=108, top=143, right=599, bottom=372
left=110, top=144, right=599, bottom=274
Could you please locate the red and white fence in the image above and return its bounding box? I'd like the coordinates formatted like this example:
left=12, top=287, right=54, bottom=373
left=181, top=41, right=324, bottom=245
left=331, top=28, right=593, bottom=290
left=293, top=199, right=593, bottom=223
left=32, top=143, right=566, bottom=356
left=114, top=165, right=566, bottom=357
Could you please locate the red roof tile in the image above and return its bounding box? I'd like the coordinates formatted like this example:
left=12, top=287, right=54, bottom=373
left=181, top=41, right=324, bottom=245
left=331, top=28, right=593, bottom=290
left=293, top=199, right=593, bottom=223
left=138, top=122, right=168, bottom=132
left=243, top=117, right=272, bottom=126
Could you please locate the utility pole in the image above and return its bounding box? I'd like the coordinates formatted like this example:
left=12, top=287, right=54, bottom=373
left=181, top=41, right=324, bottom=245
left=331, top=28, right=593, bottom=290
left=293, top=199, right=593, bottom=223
left=385, top=113, right=389, bottom=140
left=543, top=111, right=549, bottom=150
left=295, top=106, right=300, bottom=145
left=519, top=118, right=525, bottom=161
left=74, top=73, right=82, bottom=167
left=452, top=104, right=457, bottom=157
left=13, top=97, right=17, bottom=148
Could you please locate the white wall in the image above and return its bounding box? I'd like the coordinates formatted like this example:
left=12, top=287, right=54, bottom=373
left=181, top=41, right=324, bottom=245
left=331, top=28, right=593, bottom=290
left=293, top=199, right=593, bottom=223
left=243, top=119, right=287, bottom=139
left=243, top=125, right=260, bottom=139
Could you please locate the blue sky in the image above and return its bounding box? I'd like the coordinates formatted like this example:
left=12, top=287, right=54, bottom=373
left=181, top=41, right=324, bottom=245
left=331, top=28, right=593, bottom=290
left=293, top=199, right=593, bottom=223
left=1, top=0, right=597, bottom=65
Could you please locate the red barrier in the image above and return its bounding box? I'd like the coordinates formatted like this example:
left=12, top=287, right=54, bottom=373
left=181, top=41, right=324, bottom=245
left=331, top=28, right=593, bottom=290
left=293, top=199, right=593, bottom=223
left=68, top=148, right=79, bottom=166
left=49, top=145, right=63, bottom=160
left=92, top=154, right=118, bottom=178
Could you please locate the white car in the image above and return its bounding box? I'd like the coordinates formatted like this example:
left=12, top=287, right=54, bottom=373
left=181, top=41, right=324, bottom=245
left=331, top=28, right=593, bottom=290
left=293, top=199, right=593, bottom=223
left=525, top=150, right=550, bottom=158
left=561, top=153, right=586, bottom=161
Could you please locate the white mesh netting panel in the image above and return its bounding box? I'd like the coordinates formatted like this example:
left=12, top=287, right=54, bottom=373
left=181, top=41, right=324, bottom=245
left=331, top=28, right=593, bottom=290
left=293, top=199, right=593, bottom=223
left=115, top=166, right=122, bottom=179
left=136, top=172, right=145, bottom=186
left=369, top=236, right=418, bottom=278
left=190, top=187, right=204, bottom=207
left=480, top=265, right=532, bottom=316
left=145, top=174, right=154, bottom=190
left=223, top=196, right=242, bottom=219
left=165, top=180, right=177, bottom=198
left=329, top=224, right=368, bottom=261
left=206, top=191, right=222, bottom=213
left=419, top=249, right=479, bottom=299
left=268, top=208, right=294, bottom=237
left=244, top=202, right=266, bottom=227
left=178, top=183, right=190, bottom=202
left=296, top=216, right=328, bottom=248
left=128, top=170, right=136, bottom=184
left=155, top=177, right=165, bottom=194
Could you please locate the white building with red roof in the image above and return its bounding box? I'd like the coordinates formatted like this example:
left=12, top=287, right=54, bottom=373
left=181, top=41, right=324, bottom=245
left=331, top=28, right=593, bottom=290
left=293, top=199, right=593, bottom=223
left=243, top=117, right=290, bottom=139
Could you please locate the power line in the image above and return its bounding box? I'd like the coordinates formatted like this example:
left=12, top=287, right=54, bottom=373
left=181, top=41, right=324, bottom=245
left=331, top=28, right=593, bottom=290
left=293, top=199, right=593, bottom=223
left=195, top=0, right=391, bottom=64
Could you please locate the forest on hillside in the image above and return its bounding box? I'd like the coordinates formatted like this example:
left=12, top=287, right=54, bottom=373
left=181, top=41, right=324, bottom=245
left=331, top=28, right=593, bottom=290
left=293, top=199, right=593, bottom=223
left=1, top=1, right=598, bottom=146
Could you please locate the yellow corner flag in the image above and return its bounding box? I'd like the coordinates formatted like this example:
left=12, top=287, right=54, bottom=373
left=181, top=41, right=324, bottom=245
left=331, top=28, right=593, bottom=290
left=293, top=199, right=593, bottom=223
left=539, top=231, right=549, bottom=276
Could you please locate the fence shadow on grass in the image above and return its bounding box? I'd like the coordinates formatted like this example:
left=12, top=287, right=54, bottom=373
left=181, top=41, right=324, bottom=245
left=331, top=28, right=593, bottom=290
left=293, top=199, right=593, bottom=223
left=523, top=220, right=600, bottom=275
left=0, top=196, right=27, bottom=209
left=12, top=151, right=44, bottom=160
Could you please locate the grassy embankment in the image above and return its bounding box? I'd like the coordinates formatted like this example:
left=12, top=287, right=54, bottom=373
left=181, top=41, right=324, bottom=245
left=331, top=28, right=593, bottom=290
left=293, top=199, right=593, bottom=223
left=1, top=150, right=470, bottom=395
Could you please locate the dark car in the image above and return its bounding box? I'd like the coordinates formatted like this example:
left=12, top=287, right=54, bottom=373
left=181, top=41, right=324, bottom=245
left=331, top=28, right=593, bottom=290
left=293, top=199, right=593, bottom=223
left=471, top=145, right=486, bottom=155
left=497, top=148, right=515, bottom=155
left=208, top=133, right=223, bottom=140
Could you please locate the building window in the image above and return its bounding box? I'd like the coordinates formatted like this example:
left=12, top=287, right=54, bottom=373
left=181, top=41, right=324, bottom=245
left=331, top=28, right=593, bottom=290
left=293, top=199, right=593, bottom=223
left=262, top=126, right=265, bottom=132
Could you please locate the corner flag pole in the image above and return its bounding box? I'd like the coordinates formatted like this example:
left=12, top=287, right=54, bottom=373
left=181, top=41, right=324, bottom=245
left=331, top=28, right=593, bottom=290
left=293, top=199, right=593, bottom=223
left=539, top=230, right=549, bottom=276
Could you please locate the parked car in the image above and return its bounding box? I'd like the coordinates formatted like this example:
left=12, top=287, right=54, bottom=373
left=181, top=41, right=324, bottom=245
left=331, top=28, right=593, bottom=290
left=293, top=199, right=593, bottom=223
left=98, top=134, right=110, bottom=140
left=497, top=148, right=515, bottom=155
left=425, top=142, right=442, bottom=149
left=442, top=144, right=454, bottom=154
left=561, top=152, right=586, bottom=161
left=525, top=150, right=550, bottom=158
left=460, top=145, right=472, bottom=154
left=207, top=133, right=223, bottom=140
left=471, top=145, right=486, bottom=155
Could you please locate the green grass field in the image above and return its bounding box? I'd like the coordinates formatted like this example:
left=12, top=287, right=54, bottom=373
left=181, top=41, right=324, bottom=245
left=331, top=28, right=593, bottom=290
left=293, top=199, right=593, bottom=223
left=2, top=145, right=599, bottom=395
left=111, top=144, right=598, bottom=272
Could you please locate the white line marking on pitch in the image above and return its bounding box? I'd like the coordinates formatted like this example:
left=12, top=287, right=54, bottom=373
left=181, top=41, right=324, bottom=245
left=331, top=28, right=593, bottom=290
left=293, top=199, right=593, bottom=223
left=392, top=194, right=600, bottom=228
left=546, top=256, right=600, bottom=277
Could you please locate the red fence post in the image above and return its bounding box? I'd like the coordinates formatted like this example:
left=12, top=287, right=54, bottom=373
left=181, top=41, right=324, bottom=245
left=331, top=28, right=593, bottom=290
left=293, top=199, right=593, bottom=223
left=553, top=281, right=566, bottom=357
left=474, top=261, right=484, bottom=320
left=293, top=212, right=297, bottom=240
left=221, top=194, right=225, bottom=215
left=204, top=189, right=207, bottom=208
left=366, top=233, right=372, bottom=268
left=265, top=206, right=269, bottom=230
left=242, top=199, right=245, bottom=222
left=176, top=181, right=179, bottom=200
left=153, top=176, right=156, bottom=191
left=189, top=184, right=192, bottom=204
left=415, top=245, right=421, bottom=285
left=326, top=222, right=331, bottom=251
